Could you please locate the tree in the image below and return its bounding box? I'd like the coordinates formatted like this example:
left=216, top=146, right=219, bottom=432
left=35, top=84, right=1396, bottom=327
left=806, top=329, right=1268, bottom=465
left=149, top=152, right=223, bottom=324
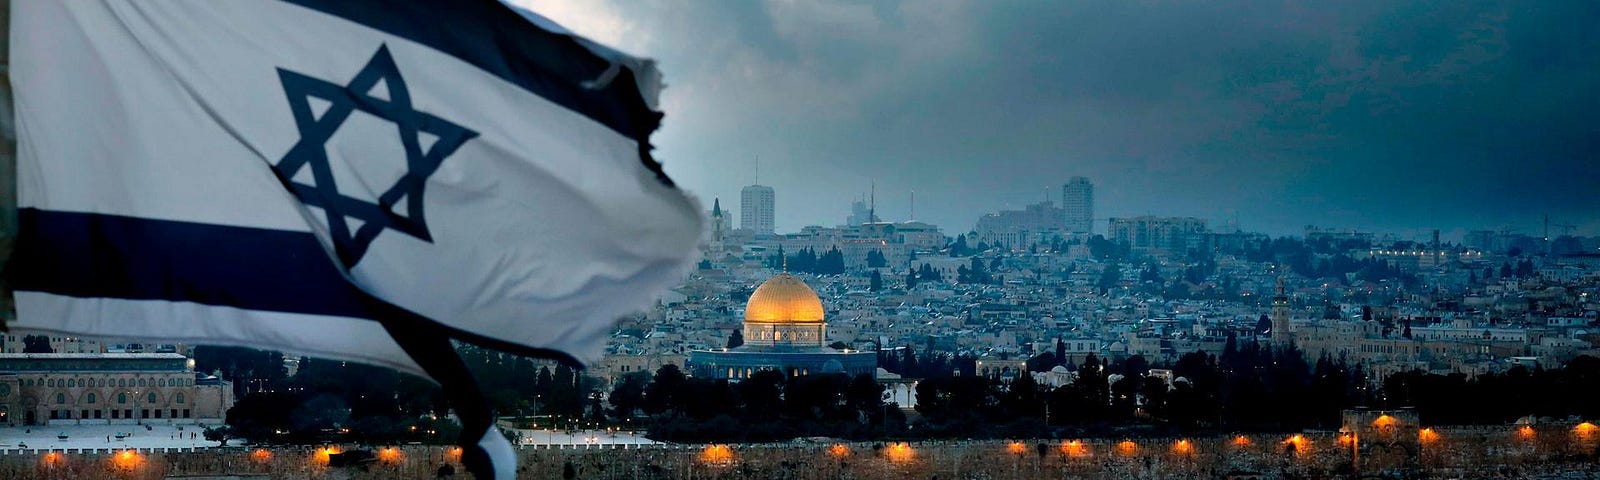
left=959, top=257, right=990, bottom=284
left=818, top=246, right=847, bottom=275
left=866, top=249, right=887, bottom=268
left=22, top=335, right=52, bottom=353
left=1096, top=264, right=1122, bottom=294
left=869, top=270, right=883, bottom=291
left=726, top=330, right=744, bottom=349
left=642, top=364, right=687, bottom=415
left=203, top=425, right=233, bottom=446
left=736, top=370, right=785, bottom=419
left=1001, top=370, right=1043, bottom=419
left=950, top=234, right=971, bottom=257
left=607, top=372, right=649, bottom=421
left=768, top=245, right=786, bottom=270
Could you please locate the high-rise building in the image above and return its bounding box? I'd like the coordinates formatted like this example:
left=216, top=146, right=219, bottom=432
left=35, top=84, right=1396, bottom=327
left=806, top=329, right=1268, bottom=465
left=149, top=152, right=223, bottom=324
left=1062, top=176, right=1093, bottom=234
left=741, top=184, right=775, bottom=235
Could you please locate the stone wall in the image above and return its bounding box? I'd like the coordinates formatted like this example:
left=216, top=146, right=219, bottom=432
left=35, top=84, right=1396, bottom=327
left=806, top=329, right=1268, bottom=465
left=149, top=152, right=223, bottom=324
left=0, top=425, right=1596, bottom=479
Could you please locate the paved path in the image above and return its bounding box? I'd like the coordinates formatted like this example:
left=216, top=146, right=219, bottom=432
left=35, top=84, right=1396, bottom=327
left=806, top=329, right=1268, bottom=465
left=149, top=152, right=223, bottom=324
left=0, top=424, right=218, bottom=450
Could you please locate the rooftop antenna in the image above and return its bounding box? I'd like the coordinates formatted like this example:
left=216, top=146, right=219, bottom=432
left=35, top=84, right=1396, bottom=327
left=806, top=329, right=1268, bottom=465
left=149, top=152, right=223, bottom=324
left=869, top=181, right=876, bottom=223
left=909, top=190, right=915, bottom=221
left=753, top=155, right=759, bottom=185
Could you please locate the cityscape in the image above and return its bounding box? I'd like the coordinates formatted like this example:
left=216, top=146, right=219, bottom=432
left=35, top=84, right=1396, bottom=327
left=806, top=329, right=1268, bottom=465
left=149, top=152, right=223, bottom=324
left=4, top=175, right=1599, bottom=478
left=2, top=1, right=1599, bottom=479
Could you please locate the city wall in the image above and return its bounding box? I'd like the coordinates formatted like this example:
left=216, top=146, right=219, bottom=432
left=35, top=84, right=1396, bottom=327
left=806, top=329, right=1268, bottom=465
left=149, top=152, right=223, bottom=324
left=0, top=425, right=1597, bottom=479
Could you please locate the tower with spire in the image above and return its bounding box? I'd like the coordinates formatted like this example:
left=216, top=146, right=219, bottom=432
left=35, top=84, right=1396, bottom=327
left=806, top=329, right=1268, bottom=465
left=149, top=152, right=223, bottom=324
left=708, top=197, right=729, bottom=254
left=1271, top=276, right=1292, bottom=347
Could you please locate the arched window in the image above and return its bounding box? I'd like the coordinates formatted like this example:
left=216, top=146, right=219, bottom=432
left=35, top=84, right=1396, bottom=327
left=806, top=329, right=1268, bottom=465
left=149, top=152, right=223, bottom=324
left=56, top=393, right=66, bottom=404
left=67, top=379, right=75, bottom=388
left=87, top=393, right=97, bottom=404
left=175, top=393, right=185, bottom=404
left=118, top=393, right=127, bottom=404
left=47, top=379, right=54, bottom=388
left=147, top=392, right=157, bottom=404
left=159, top=379, right=166, bottom=387
left=137, top=379, right=146, bottom=387
left=118, top=379, right=126, bottom=388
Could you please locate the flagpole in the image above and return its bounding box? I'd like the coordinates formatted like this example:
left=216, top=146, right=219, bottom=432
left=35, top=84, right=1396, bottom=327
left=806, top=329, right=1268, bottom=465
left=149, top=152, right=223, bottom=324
left=1, top=0, right=18, bottom=326
left=366, top=296, right=512, bottom=480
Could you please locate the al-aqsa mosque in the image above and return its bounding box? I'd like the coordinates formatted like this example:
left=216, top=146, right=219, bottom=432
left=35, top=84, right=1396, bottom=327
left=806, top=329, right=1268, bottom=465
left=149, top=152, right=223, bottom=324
left=687, top=273, right=876, bottom=379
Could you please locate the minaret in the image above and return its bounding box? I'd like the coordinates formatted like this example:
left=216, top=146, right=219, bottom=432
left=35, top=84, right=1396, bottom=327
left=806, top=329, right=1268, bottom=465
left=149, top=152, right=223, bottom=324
left=1271, top=276, right=1292, bottom=347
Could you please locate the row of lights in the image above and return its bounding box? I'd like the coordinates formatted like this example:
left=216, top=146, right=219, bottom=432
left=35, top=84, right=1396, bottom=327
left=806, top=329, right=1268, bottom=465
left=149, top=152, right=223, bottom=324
left=35, top=425, right=1600, bottom=470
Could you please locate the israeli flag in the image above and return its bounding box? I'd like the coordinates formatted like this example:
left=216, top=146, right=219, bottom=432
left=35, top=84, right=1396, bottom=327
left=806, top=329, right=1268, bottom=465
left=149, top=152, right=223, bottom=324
left=10, top=1, right=701, bottom=478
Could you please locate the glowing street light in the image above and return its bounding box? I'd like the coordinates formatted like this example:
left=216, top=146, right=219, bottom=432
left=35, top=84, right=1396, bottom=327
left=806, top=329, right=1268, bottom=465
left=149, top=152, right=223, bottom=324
left=884, top=442, right=915, bottom=464
left=1060, top=440, right=1089, bottom=458
left=828, top=444, right=851, bottom=458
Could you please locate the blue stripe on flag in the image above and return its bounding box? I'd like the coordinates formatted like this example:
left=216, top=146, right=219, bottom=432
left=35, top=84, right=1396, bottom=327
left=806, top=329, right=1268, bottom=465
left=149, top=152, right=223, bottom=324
left=11, top=208, right=588, bottom=367
left=280, top=0, right=670, bottom=182
left=12, top=208, right=373, bottom=319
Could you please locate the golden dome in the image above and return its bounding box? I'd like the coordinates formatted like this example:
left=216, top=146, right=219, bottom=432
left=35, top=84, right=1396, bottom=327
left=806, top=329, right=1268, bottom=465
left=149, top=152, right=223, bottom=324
left=744, top=273, right=825, bottom=324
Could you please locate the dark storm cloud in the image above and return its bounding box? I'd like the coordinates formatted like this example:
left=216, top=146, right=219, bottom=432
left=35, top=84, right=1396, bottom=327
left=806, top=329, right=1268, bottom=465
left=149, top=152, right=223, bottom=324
left=534, top=0, right=1600, bottom=238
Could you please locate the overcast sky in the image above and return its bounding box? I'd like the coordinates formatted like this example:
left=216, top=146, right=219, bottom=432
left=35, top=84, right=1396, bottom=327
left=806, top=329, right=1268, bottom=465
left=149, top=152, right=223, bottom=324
left=522, top=0, right=1599, bottom=240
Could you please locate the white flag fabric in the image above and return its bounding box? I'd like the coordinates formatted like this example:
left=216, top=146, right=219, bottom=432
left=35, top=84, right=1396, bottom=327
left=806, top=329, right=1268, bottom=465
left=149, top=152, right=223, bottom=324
left=10, top=3, right=699, bottom=473
left=12, top=0, right=700, bottom=371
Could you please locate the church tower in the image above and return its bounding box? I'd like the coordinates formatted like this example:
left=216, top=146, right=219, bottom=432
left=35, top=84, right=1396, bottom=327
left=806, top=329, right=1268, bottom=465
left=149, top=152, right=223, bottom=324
left=710, top=197, right=726, bottom=246
left=1271, top=276, right=1292, bottom=347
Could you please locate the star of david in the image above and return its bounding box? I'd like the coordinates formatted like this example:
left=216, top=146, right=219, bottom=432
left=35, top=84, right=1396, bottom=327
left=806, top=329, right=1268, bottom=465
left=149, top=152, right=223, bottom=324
left=272, top=45, right=478, bottom=268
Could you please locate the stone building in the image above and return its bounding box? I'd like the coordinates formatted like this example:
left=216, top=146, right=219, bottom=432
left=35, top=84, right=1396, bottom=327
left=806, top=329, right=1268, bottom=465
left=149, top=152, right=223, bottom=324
left=0, top=353, right=233, bottom=426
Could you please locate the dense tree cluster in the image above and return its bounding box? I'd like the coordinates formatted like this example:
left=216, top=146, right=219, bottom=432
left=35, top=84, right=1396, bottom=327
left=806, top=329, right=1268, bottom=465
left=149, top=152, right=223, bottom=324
left=956, top=257, right=994, bottom=285
left=1382, top=356, right=1600, bottom=425
left=613, top=365, right=902, bottom=442
left=765, top=246, right=847, bottom=275
left=208, top=340, right=1600, bottom=446
left=907, top=349, right=1600, bottom=440
left=865, top=249, right=887, bottom=268
left=219, top=344, right=602, bottom=445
